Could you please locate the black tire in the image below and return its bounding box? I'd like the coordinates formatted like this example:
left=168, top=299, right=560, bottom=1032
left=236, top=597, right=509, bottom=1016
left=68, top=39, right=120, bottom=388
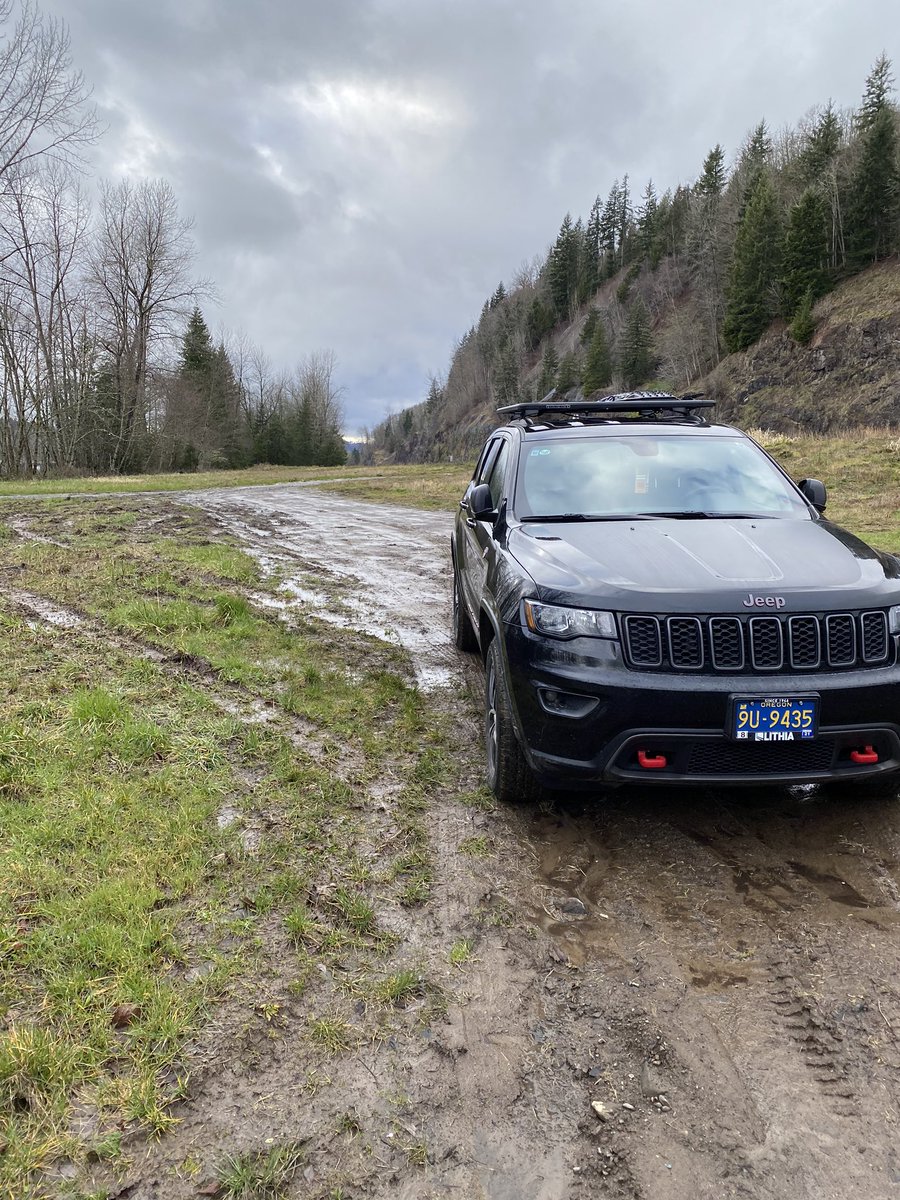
left=452, top=565, right=479, bottom=652
left=484, top=638, right=541, bottom=803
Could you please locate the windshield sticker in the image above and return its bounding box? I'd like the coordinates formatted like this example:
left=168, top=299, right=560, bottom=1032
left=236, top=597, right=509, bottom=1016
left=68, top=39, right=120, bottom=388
left=530, top=448, right=551, bottom=456
left=634, top=472, right=649, bottom=494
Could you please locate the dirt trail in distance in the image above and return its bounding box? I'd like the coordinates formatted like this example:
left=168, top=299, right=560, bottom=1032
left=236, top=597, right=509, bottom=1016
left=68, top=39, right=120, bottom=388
left=125, top=484, right=900, bottom=1200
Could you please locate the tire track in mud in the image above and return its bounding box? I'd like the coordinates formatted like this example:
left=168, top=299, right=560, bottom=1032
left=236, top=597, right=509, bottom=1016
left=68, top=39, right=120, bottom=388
left=519, top=789, right=900, bottom=1197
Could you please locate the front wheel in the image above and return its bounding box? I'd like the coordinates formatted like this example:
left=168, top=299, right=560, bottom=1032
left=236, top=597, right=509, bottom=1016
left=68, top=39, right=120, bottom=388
left=485, top=639, right=541, bottom=803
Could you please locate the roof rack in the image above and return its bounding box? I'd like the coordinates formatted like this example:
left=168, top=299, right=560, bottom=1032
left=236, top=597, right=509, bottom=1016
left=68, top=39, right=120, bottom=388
left=497, top=390, right=714, bottom=428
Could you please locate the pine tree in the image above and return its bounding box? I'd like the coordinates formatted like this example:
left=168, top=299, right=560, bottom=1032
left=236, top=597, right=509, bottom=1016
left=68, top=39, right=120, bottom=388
left=722, top=173, right=783, bottom=352
left=637, top=179, right=660, bottom=265
left=425, top=377, right=443, bottom=413
left=857, top=53, right=894, bottom=132
left=619, top=299, right=654, bottom=389
left=180, top=308, right=215, bottom=383
left=524, top=296, right=554, bottom=351
left=579, top=306, right=600, bottom=348
left=790, top=287, right=816, bottom=344
left=847, top=100, right=900, bottom=266
left=696, top=144, right=726, bottom=197
left=798, top=100, right=843, bottom=184
left=537, top=343, right=559, bottom=398
left=580, top=194, right=602, bottom=298
left=548, top=214, right=579, bottom=320
left=493, top=337, right=520, bottom=406
left=781, top=189, right=829, bottom=317
left=556, top=350, right=579, bottom=394
left=582, top=319, right=612, bottom=394
left=599, top=181, right=620, bottom=277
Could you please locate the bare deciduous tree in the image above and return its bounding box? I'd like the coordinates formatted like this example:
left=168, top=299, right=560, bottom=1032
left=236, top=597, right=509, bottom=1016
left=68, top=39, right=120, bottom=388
left=0, top=0, right=97, bottom=191
left=90, top=178, right=207, bottom=471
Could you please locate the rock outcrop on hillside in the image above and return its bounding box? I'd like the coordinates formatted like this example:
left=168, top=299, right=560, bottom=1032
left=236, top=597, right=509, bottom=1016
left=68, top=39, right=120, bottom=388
left=708, top=260, right=900, bottom=431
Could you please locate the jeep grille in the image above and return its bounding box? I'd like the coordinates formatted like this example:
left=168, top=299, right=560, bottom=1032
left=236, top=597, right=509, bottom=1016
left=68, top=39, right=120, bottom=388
left=621, top=610, right=891, bottom=673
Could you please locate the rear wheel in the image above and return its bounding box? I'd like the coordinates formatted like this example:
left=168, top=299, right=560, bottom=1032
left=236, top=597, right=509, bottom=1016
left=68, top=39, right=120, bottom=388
left=485, top=638, right=541, bottom=803
left=452, top=566, right=478, bottom=652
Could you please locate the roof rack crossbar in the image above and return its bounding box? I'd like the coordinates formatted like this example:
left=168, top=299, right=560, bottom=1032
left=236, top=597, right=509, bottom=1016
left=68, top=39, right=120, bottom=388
left=496, top=391, right=714, bottom=429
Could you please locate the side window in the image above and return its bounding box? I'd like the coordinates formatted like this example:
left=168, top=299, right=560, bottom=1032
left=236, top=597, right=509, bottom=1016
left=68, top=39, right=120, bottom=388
left=486, top=440, right=510, bottom=508
left=476, top=439, right=501, bottom=485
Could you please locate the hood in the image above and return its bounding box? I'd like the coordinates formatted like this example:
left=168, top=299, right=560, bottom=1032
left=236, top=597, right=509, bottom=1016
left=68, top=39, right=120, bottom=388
left=508, top=517, right=900, bottom=613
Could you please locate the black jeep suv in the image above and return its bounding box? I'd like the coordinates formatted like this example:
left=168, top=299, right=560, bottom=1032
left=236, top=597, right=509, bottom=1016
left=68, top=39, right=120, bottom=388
left=451, top=392, right=900, bottom=801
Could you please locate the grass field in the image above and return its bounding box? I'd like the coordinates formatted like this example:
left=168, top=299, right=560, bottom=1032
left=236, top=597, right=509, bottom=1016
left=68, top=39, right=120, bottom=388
left=0, top=497, right=463, bottom=1198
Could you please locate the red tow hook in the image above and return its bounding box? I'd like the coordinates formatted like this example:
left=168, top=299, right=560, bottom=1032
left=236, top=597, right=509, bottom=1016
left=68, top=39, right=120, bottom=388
left=850, top=745, right=879, bottom=765
left=637, top=750, right=667, bottom=770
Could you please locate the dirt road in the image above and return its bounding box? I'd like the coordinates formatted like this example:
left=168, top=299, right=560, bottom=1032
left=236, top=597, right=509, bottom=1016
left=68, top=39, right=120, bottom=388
left=128, top=484, right=900, bottom=1199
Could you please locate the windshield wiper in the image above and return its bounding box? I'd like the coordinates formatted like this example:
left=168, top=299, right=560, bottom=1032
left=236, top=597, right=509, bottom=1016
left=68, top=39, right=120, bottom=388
left=633, top=511, right=772, bottom=520
left=520, top=513, right=654, bottom=523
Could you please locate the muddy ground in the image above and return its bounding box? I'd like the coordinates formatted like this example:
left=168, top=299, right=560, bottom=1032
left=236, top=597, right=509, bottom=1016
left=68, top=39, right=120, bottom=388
left=79, top=484, right=900, bottom=1200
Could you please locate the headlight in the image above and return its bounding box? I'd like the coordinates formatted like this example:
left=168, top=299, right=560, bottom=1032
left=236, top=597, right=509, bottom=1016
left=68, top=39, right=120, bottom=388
left=523, top=599, right=617, bottom=639
left=890, top=605, right=900, bottom=634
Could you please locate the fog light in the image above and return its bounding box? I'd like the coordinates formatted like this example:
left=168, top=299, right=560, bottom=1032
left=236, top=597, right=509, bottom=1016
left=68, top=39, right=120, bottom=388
left=536, top=687, right=599, bottom=718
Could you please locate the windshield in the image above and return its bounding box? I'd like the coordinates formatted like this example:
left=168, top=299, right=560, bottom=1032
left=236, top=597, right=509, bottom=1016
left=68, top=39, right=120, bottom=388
left=515, top=434, right=810, bottom=520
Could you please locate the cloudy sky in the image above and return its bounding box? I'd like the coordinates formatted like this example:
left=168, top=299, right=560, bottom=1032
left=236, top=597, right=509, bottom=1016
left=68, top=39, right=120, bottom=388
left=46, top=0, right=897, bottom=433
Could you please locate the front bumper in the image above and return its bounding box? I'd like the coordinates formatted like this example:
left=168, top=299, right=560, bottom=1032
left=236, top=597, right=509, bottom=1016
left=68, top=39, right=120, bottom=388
left=502, top=622, right=900, bottom=787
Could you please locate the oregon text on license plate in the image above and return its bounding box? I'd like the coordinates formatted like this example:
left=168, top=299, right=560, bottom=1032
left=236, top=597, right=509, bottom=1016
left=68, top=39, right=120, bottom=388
left=731, top=696, right=818, bottom=742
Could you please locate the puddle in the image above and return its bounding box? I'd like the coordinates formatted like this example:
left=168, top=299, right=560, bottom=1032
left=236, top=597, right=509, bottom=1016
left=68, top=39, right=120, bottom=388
left=3, top=588, right=83, bottom=629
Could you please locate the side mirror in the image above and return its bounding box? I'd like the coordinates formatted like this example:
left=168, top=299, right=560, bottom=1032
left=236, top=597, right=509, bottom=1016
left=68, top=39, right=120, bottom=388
left=468, top=482, right=496, bottom=521
left=798, top=478, right=827, bottom=513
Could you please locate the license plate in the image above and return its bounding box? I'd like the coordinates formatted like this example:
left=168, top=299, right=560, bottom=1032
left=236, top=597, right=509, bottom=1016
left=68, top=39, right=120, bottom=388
left=730, top=696, right=818, bottom=742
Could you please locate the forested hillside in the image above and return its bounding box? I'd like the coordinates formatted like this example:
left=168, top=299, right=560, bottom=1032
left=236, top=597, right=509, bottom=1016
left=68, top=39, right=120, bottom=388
left=0, top=2, right=344, bottom=478
left=371, top=55, right=900, bottom=462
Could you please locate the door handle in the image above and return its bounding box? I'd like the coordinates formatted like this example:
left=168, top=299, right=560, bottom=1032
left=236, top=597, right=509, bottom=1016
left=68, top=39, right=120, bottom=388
left=466, top=517, right=477, bottom=528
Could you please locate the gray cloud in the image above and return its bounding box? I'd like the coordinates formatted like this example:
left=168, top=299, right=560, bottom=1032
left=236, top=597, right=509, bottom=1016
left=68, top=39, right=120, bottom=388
left=45, top=0, right=898, bottom=431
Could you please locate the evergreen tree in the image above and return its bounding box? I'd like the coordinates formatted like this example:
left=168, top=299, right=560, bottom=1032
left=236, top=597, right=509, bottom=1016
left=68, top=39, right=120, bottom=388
left=781, top=189, right=829, bottom=317
left=637, top=179, right=660, bottom=265
left=617, top=174, right=632, bottom=267
left=722, top=173, right=783, bottom=352
left=580, top=194, right=602, bottom=299
left=847, top=102, right=900, bottom=266
left=582, top=319, right=612, bottom=394
left=579, top=305, right=600, bottom=348
left=180, top=308, right=215, bottom=383
left=537, top=343, right=559, bottom=398
left=790, top=287, right=817, bottom=344
left=548, top=214, right=579, bottom=320
left=556, top=350, right=579, bottom=394
left=599, top=180, right=620, bottom=276
left=619, top=299, right=654, bottom=389
left=524, top=295, right=555, bottom=351
left=798, top=100, right=843, bottom=184
left=425, top=376, right=443, bottom=413
left=857, top=53, right=894, bottom=132
left=492, top=337, right=520, bottom=406
left=696, top=144, right=727, bottom=197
